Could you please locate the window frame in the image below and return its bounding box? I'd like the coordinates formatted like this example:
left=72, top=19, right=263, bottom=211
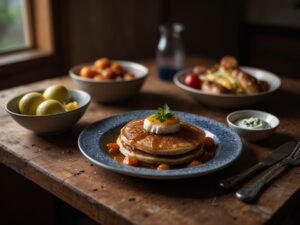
left=0, top=0, right=67, bottom=90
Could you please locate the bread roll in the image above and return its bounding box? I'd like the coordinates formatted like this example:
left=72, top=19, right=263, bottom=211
left=231, top=70, right=259, bottom=94
left=220, top=56, right=238, bottom=69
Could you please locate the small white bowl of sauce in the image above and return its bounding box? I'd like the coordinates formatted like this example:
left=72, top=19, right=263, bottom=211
left=227, top=110, right=280, bottom=141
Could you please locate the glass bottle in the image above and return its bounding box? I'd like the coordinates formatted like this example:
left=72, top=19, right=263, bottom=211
left=156, top=23, right=185, bottom=80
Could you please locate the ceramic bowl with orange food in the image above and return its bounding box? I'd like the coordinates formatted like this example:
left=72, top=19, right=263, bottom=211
left=69, top=58, right=149, bottom=102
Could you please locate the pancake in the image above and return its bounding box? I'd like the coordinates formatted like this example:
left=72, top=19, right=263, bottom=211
left=117, top=136, right=204, bottom=165
left=119, top=119, right=206, bottom=155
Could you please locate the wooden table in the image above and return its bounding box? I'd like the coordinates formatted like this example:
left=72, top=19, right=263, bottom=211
left=1, top=58, right=300, bottom=225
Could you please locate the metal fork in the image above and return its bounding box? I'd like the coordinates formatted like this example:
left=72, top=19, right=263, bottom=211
left=236, top=142, right=300, bottom=201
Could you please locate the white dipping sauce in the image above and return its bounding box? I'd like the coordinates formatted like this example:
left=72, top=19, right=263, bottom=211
left=235, top=117, right=270, bottom=129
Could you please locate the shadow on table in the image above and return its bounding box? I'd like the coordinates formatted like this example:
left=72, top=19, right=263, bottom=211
left=266, top=189, right=300, bottom=225
left=101, top=91, right=200, bottom=111
left=259, top=89, right=300, bottom=118
left=111, top=143, right=258, bottom=200
left=255, top=132, right=297, bottom=149
left=99, top=91, right=232, bottom=115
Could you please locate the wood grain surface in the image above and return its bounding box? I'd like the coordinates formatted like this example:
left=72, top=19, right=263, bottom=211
left=0, top=58, right=299, bottom=225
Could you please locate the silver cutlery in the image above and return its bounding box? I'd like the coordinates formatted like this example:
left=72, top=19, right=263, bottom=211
left=236, top=142, right=300, bottom=201
left=219, top=141, right=297, bottom=189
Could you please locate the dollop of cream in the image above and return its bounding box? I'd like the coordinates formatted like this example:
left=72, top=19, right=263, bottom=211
left=143, top=114, right=180, bottom=134
left=236, top=117, right=270, bottom=129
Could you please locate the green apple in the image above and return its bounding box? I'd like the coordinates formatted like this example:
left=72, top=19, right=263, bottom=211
left=36, top=99, right=66, bottom=116
left=43, top=84, right=70, bottom=103
left=18, top=92, right=46, bottom=115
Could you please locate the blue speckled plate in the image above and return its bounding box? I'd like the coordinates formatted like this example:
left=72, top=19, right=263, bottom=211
left=78, top=110, right=242, bottom=179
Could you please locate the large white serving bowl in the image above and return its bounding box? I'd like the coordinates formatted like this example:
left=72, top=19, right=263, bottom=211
left=173, top=66, right=281, bottom=108
left=69, top=60, right=148, bottom=103
left=5, top=89, right=91, bottom=135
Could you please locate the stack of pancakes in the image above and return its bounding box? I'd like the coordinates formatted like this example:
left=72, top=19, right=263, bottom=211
left=117, top=119, right=206, bottom=165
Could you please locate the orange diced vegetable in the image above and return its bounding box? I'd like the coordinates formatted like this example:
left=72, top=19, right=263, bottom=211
left=111, top=63, right=124, bottom=74
left=123, top=73, right=135, bottom=80
left=106, top=143, right=120, bottom=154
left=93, top=74, right=106, bottom=80
left=80, top=66, right=97, bottom=78
left=157, top=163, right=170, bottom=170
left=187, top=160, right=202, bottom=168
left=102, top=69, right=116, bottom=79
left=123, top=156, right=139, bottom=166
left=95, top=57, right=110, bottom=70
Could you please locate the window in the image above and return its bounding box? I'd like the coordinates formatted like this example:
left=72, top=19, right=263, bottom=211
left=0, top=0, right=66, bottom=90
left=0, top=0, right=55, bottom=65
left=0, top=0, right=32, bottom=54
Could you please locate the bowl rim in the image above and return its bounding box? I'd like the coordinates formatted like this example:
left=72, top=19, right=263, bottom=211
left=226, top=109, right=280, bottom=131
left=5, top=88, right=91, bottom=118
left=173, top=66, right=281, bottom=98
left=69, top=60, right=149, bottom=83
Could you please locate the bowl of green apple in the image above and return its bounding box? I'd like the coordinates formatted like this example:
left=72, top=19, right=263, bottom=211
left=5, top=84, right=91, bottom=135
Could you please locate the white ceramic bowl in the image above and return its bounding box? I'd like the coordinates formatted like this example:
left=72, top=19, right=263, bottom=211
left=174, top=66, right=281, bottom=108
left=226, top=110, right=280, bottom=141
left=5, top=89, right=91, bottom=135
left=69, top=60, right=148, bottom=102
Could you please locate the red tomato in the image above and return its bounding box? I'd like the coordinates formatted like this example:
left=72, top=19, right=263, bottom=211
left=184, top=73, right=200, bottom=89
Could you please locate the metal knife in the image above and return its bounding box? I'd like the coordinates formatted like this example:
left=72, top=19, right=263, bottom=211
left=219, top=141, right=297, bottom=189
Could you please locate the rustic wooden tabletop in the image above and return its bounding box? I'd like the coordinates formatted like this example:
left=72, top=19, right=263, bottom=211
left=0, top=58, right=300, bottom=225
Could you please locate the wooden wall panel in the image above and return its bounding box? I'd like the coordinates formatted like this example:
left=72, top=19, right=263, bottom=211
left=166, top=0, right=245, bottom=58
left=239, top=24, right=300, bottom=78
left=65, top=0, right=161, bottom=66
left=62, top=0, right=245, bottom=67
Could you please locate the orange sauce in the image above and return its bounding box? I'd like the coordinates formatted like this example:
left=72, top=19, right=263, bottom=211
left=112, top=152, right=125, bottom=163
left=146, top=114, right=180, bottom=125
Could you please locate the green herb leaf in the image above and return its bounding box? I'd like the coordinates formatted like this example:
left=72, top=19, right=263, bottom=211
left=154, top=104, right=174, bottom=122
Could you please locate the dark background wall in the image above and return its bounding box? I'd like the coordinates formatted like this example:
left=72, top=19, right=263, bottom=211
left=62, top=0, right=161, bottom=65
left=58, top=0, right=300, bottom=78
left=60, top=0, right=246, bottom=66
left=165, top=0, right=245, bottom=58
